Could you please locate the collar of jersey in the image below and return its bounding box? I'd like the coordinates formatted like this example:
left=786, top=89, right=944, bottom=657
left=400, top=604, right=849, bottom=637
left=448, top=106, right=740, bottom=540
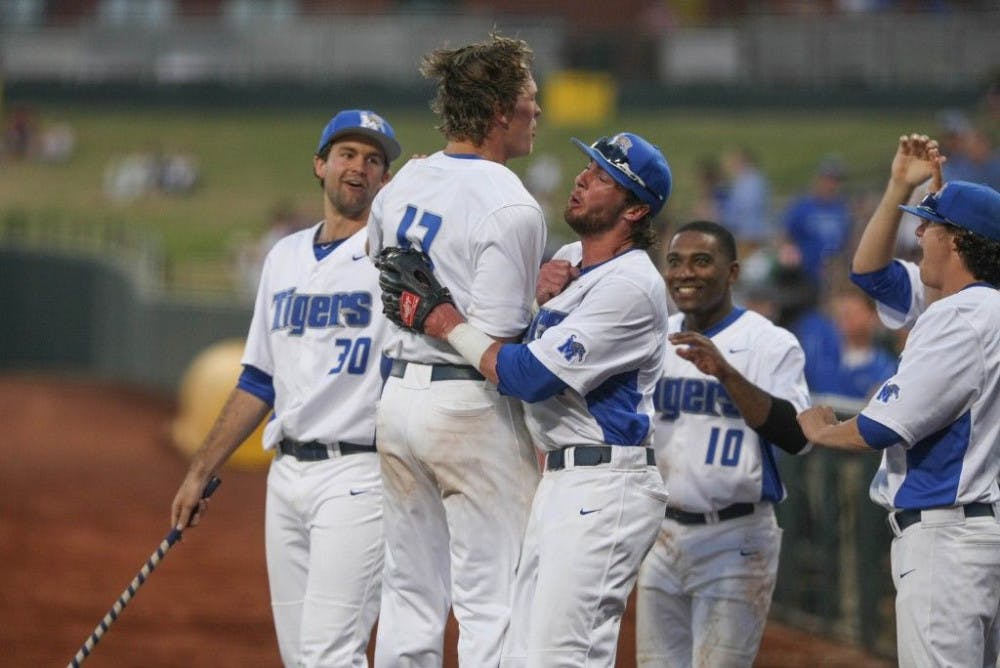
left=686, top=306, right=745, bottom=338
left=442, top=152, right=485, bottom=160
left=579, top=247, right=645, bottom=275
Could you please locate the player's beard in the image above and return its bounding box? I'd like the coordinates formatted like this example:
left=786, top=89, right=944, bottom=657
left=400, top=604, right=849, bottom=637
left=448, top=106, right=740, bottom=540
left=564, top=200, right=623, bottom=237
left=327, top=181, right=373, bottom=220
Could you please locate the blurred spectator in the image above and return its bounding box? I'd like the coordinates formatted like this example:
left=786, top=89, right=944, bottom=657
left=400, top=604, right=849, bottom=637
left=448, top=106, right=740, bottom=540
left=719, top=146, right=772, bottom=255
left=235, top=199, right=310, bottom=297
left=742, top=262, right=842, bottom=397
left=782, top=154, right=854, bottom=285
left=3, top=106, right=37, bottom=159
left=36, top=122, right=76, bottom=163
left=944, top=126, right=1000, bottom=190
left=689, top=156, right=727, bottom=222
left=103, top=145, right=199, bottom=202
left=831, top=287, right=898, bottom=401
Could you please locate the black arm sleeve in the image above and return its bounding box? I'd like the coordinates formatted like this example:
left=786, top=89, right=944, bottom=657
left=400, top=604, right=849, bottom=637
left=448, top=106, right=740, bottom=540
left=754, top=396, right=809, bottom=454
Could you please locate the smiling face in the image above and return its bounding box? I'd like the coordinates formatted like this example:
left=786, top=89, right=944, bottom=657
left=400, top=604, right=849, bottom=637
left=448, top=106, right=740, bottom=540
left=664, top=229, right=739, bottom=331
left=313, top=136, right=390, bottom=221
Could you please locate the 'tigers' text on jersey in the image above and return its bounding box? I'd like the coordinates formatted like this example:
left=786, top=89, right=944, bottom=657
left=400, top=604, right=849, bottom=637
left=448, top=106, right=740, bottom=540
left=271, top=288, right=374, bottom=335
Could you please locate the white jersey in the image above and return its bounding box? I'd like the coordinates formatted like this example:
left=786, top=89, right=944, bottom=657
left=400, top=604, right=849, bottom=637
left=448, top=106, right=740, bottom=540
left=243, top=223, right=388, bottom=449
left=518, top=242, right=669, bottom=452
left=861, top=284, right=1000, bottom=510
left=367, top=151, right=546, bottom=363
left=853, top=258, right=927, bottom=329
left=653, top=308, right=811, bottom=513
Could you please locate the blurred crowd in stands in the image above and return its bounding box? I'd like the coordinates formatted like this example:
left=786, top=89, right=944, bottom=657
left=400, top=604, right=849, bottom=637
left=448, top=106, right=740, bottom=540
left=671, top=90, right=1000, bottom=410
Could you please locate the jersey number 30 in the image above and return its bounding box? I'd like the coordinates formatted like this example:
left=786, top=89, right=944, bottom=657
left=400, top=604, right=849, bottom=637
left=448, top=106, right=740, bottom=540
left=329, top=337, right=371, bottom=375
left=705, top=427, right=743, bottom=467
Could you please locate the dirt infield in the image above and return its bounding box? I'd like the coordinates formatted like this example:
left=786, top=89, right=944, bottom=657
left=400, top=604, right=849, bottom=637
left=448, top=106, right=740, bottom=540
left=0, top=375, right=893, bottom=667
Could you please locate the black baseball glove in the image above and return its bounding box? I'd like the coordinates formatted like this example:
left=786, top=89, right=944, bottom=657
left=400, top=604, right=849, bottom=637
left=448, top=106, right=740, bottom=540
left=375, top=246, right=454, bottom=332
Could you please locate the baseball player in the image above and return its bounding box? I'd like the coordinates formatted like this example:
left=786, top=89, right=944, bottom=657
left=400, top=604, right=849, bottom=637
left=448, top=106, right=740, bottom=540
left=635, top=220, right=812, bottom=668
left=365, top=34, right=545, bottom=667
left=379, top=131, right=674, bottom=666
left=849, top=134, right=945, bottom=330
left=170, top=109, right=400, bottom=667
left=798, top=179, right=1000, bottom=667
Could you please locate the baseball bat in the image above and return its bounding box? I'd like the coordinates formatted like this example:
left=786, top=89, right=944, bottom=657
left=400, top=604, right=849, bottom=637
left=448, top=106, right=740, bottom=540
left=66, top=476, right=222, bottom=668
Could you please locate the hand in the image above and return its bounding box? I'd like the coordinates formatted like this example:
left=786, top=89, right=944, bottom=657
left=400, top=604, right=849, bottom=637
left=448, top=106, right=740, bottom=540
left=669, top=331, right=733, bottom=381
left=536, top=260, right=580, bottom=306
left=171, top=471, right=213, bottom=530
left=796, top=405, right=838, bottom=442
left=376, top=247, right=454, bottom=332
left=890, top=133, right=947, bottom=190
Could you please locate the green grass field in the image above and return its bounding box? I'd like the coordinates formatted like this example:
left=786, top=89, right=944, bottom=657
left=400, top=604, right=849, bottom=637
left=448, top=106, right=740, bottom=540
left=0, top=105, right=936, bottom=294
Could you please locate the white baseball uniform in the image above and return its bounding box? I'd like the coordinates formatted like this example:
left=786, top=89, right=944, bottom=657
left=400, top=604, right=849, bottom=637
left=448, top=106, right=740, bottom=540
left=367, top=151, right=546, bottom=667
left=851, top=258, right=927, bottom=330
left=856, top=284, right=1000, bottom=667
left=497, top=241, right=670, bottom=667
left=242, top=223, right=386, bottom=667
left=636, top=307, right=810, bottom=668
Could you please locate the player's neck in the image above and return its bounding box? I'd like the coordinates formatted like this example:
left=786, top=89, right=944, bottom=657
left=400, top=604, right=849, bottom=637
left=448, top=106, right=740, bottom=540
left=444, top=138, right=508, bottom=165
left=579, top=233, right=634, bottom=269
left=317, top=213, right=365, bottom=244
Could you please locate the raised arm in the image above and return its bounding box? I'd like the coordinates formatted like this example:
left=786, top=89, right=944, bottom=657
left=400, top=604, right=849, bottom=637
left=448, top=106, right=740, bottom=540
left=852, top=133, right=945, bottom=274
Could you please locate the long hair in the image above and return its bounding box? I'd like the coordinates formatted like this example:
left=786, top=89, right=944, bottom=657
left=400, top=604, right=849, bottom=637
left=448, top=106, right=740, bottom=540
left=420, top=33, right=534, bottom=145
left=952, top=226, right=1000, bottom=286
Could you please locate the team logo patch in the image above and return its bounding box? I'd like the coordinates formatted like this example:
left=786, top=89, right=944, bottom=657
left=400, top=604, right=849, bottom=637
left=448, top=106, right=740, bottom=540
left=611, top=133, right=633, bottom=155
left=360, top=111, right=387, bottom=133
left=875, top=382, right=900, bottom=403
left=557, top=334, right=587, bottom=362
left=399, top=291, right=420, bottom=328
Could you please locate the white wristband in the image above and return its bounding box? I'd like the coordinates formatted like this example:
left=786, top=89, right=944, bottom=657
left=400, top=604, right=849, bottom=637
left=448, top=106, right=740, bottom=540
left=446, top=323, right=494, bottom=368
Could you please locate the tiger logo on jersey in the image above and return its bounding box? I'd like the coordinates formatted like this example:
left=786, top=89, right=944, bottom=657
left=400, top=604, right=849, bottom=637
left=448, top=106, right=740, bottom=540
left=875, top=382, right=900, bottom=403
left=557, top=334, right=587, bottom=362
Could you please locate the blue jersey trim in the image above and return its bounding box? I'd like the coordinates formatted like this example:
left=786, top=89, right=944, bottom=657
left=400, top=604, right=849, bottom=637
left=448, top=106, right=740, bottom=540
left=895, top=411, right=971, bottom=509
left=578, top=247, right=645, bottom=276
left=687, top=307, right=746, bottom=338
left=237, top=364, right=275, bottom=407
left=759, top=440, right=784, bottom=503
left=442, top=152, right=484, bottom=160
left=857, top=413, right=902, bottom=449
left=313, top=237, right=347, bottom=262
left=849, top=261, right=912, bottom=315
left=585, top=369, right=649, bottom=446
left=496, top=344, right=569, bottom=402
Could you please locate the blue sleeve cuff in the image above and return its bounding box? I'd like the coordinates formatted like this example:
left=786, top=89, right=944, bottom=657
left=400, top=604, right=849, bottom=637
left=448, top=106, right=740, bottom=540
left=496, top=344, right=568, bottom=403
left=849, top=260, right=912, bottom=315
left=857, top=413, right=902, bottom=449
left=237, top=364, right=275, bottom=407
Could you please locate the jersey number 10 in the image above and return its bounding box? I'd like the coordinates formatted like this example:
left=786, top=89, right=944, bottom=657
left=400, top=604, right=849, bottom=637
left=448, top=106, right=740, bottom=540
left=705, top=427, right=743, bottom=467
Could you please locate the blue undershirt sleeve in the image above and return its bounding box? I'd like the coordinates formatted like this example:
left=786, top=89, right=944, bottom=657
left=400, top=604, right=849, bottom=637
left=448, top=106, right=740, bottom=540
left=496, top=343, right=568, bottom=403
left=237, top=364, right=275, bottom=407
left=857, top=413, right=903, bottom=450
left=849, top=260, right=912, bottom=315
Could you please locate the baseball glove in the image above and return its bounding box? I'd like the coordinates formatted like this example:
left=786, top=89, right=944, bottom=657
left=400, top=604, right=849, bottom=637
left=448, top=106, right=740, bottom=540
left=375, top=246, right=454, bottom=332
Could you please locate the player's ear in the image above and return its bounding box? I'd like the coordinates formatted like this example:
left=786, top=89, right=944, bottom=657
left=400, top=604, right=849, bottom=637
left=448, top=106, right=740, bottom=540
left=313, top=154, right=326, bottom=181
left=728, top=260, right=741, bottom=284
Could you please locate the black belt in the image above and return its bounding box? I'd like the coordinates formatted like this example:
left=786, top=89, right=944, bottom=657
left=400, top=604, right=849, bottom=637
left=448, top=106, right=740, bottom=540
left=389, top=359, right=485, bottom=382
left=664, top=502, right=756, bottom=525
left=893, top=502, right=995, bottom=532
left=545, top=446, right=656, bottom=471
left=278, top=439, right=376, bottom=461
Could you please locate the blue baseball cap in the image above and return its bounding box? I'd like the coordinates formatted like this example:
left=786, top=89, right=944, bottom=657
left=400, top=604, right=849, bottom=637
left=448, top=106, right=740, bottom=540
left=899, top=180, right=1000, bottom=242
left=316, top=109, right=401, bottom=163
left=571, top=133, right=672, bottom=217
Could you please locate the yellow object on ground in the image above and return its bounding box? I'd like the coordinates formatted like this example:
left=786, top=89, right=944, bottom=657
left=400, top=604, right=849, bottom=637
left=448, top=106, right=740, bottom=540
left=171, top=338, right=272, bottom=470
